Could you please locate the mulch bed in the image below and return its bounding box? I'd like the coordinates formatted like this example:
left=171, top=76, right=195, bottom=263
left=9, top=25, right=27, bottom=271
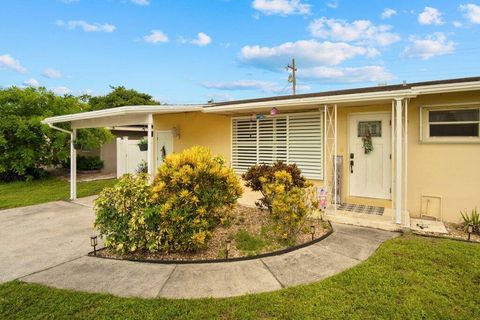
left=96, top=205, right=330, bottom=262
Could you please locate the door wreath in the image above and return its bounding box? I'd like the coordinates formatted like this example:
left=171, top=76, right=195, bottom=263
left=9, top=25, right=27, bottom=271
left=362, top=126, right=373, bottom=154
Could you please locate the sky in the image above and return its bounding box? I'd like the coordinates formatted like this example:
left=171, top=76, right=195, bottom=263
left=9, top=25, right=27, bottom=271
left=1, top=0, right=480, bottom=104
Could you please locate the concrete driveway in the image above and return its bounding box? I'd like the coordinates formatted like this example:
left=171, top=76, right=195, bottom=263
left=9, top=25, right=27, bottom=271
left=0, top=197, right=97, bottom=283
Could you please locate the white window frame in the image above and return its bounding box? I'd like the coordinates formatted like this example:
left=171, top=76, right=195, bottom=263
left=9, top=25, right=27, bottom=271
left=231, top=111, right=324, bottom=180
left=419, top=103, right=480, bottom=144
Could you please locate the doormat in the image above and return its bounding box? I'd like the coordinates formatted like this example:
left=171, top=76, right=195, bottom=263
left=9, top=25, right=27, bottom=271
left=337, top=203, right=384, bottom=215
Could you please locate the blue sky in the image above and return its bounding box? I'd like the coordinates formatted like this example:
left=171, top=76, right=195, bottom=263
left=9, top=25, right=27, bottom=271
left=1, top=0, right=479, bottom=103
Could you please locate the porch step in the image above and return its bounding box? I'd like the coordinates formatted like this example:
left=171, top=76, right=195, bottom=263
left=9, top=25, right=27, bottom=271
left=325, top=213, right=402, bottom=232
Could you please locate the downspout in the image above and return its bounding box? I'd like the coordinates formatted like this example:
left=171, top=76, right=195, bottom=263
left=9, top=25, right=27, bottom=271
left=46, top=123, right=77, bottom=200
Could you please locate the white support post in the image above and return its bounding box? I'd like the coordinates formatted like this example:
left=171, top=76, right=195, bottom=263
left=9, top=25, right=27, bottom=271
left=403, top=99, right=408, bottom=222
left=395, top=98, right=403, bottom=224
left=323, top=105, right=327, bottom=190
left=147, top=114, right=154, bottom=182
left=70, top=129, right=77, bottom=200
left=333, top=104, right=338, bottom=212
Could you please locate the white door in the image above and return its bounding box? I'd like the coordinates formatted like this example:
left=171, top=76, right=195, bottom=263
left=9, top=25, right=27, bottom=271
left=156, top=131, right=173, bottom=168
left=348, top=113, right=391, bottom=199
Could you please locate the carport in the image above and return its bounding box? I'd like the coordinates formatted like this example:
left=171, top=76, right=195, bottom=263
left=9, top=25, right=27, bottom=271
left=42, top=105, right=203, bottom=200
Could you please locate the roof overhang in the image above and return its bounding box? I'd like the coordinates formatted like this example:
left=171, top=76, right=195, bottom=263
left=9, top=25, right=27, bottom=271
left=42, top=105, right=204, bottom=129
left=204, top=80, right=480, bottom=114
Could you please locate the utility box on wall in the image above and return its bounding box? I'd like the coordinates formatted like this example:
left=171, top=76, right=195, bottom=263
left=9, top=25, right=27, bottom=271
left=332, top=155, right=343, bottom=205
left=420, top=195, right=443, bottom=221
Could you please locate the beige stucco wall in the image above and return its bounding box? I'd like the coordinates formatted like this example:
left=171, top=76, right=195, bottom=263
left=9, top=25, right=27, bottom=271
left=407, top=91, right=480, bottom=223
left=153, top=111, right=231, bottom=164
left=152, top=92, right=479, bottom=224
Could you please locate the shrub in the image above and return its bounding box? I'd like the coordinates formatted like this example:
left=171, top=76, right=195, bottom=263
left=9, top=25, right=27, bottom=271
left=242, top=162, right=306, bottom=212
left=262, top=170, right=319, bottom=245
left=136, top=160, right=148, bottom=174
left=94, top=174, right=151, bottom=253
left=62, top=156, right=105, bottom=171
left=461, top=208, right=480, bottom=234
left=146, top=146, right=243, bottom=252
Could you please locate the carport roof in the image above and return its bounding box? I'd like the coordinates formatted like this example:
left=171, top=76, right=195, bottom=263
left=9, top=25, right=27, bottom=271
left=42, top=105, right=205, bottom=126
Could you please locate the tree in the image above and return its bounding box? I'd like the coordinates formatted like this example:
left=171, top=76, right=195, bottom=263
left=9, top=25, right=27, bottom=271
left=0, top=87, right=112, bottom=181
left=85, top=86, right=159, bottom=110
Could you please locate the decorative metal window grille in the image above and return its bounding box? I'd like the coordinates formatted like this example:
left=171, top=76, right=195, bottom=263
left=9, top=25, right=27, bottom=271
left=232, top=112, right=323, bottom=180
left=357, top=121, right=382, bottom=137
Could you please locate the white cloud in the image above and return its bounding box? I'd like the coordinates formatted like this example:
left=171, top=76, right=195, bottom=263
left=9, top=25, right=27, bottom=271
left=326, top=1, right=338, bottom=9
left=202, top=80, right=279, bottom=92
left=0, top=54, right=27, bottom=73
left=418, top=7, right=444, bottom=25
left=453, top=21, right=463, bottom=28
left=381, top=8, right=397, bottom=19
left=56, top=20, right=116, bottom=32
left=23, top=78, right=40, bottom=87
left=298, top=65, right=393, bottom=83
left=402, top=33, right=454, bottom=60
left=42, top=68, right=62, bottom=79
left=239, top=40, right=379, bottom=71
left=190, top=32, right=212, bottom=46
left=143, top=30, right=169, bottom=44
left=308, top=18, right=400, bottom=46
left=252, top=0, right=310, bottom=16
left=52, top=86, right=71, bottom=95
left=130, top=0, right=150, bottom=5
left=459, top=4, right=480, bottom=24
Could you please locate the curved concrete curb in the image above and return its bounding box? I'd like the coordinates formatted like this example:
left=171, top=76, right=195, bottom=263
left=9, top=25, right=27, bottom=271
left=21, top=222, right=399, bottom=299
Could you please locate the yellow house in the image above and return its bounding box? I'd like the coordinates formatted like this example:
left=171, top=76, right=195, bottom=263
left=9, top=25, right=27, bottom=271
left=43, top=76, right=480, bottom=230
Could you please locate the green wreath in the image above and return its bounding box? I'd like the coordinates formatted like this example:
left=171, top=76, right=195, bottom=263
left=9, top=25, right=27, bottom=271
left=362, top=127, right=373, bottom=154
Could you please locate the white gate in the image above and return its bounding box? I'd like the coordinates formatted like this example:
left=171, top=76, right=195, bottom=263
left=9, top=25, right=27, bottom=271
left=116, top=137, right=148, bottom=178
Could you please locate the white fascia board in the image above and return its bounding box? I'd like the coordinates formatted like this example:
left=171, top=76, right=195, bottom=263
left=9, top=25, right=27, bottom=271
left=42, top=105, right=204, bottom=125
left=202, top=89, right=415, bottom=113
left=412, top=81, right=480, bottom=95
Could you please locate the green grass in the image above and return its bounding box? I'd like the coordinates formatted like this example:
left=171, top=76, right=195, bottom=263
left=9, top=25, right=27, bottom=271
left=1, top=234, right=479, bottom=319
left=0, top=177, right=117, bottom=209
left=234, top=229, right=265, bottom=254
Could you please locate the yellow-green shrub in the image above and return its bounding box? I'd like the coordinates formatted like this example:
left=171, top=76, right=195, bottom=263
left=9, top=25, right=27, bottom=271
left=261, top=170, right=319, bottom=245
left=146, top=146, right=243, bottom=252
left=94, top=173, right=151, bottom=253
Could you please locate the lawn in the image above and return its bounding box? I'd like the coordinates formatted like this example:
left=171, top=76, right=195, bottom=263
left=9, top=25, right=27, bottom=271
left=0, top=234, right=478, bottom=319
left=0, top=177, right=117, bottom=210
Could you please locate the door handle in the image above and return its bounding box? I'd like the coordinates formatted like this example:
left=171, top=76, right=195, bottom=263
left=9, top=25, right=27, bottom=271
left=350, top=160, right=354, bottom=174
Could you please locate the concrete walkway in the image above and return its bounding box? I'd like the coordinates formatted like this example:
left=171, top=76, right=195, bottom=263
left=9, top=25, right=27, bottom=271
left=1, top=197, right=398, bottom=299
left=20, top=225, right=398, bottom=299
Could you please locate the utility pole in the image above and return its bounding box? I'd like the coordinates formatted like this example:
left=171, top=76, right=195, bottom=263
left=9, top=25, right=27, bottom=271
left=286, top=58, right=297, bottom=95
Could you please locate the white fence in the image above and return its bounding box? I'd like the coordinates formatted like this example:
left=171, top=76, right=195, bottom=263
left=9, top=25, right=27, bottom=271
left=116, top=137, right=148, bottom=178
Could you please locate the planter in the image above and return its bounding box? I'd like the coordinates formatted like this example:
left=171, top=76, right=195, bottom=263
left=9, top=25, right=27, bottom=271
left=138, top=144, right=148, bottom=151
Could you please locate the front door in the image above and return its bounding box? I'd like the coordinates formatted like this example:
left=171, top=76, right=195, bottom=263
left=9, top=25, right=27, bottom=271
left=156, top=131, right=173, bottom=168
left=348, top=113, right=391, bottom=199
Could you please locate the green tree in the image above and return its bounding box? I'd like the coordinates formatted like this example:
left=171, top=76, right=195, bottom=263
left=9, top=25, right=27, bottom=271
left=0, top=87, right=111, bottom=181
left=85, top=86, right=159, bottom=110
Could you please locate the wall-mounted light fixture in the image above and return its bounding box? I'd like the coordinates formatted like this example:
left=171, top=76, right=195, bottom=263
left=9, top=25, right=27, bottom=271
left=172, top=126, right=181, bottom=139
left=270, top=107, right=279, bottom=116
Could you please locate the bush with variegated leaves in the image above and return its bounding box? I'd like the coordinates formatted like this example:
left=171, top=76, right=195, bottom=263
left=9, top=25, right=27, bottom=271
left=146, top=146, right=243, bottom=252
left=94, top=146, right=243, bottom=254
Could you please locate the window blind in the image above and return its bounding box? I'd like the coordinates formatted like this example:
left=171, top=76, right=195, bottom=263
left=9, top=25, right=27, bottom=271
left=232, top=112, right=323, bottom=180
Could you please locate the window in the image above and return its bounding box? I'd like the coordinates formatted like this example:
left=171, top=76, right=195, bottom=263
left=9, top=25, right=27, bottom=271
left=428, top=108, right=479, bottom=137
left=232, top=112, right=323, bottom=179
left=357, top=121, right=382, bottom=137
